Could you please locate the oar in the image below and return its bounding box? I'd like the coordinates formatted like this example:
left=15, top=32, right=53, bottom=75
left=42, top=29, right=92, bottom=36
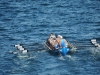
left=91, top=39, right=97, bottom=44
left=91, top=39, right=100, bottom=47
left=43, top=41, right=53, bottom=50
left=67, top=41, right=77, bottom=50
left=15, top=44, right=28, bottom=54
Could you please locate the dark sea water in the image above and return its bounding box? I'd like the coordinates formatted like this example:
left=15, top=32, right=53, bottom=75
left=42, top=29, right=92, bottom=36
left=0, top=0, right=100, bottom=75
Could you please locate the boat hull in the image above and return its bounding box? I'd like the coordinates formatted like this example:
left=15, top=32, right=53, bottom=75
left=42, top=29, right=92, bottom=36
left=44, top=41, right=70, bottom=56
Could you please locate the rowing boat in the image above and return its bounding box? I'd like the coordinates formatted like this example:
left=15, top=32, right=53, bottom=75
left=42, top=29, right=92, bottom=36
left=44, top=40, right=75, bottom=56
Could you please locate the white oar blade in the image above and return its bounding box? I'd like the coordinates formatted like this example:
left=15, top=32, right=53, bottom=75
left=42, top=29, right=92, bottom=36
left=22, top=50, right=27, bottom=54
left=15, top=44, right=20, bottom=47
left=97, top=44, right=100, bottom=47
left=18, top=46, right=24, bottom=51
left=91, top=39, right=100, bottom=47
left=94, top=43, right=99, bottom=46
left=91, top=39, right=97, bottom=44
left=15, top=45, right=24, bottom=51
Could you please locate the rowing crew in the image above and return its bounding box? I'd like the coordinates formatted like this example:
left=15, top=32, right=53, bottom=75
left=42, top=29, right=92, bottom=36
left=47, top=33, right=69, bottom=50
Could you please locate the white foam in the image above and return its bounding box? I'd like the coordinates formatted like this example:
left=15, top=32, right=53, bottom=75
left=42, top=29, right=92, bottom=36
left=59, top=56, right=65, bottom=60
left=66, top=55, right=72, bottom=58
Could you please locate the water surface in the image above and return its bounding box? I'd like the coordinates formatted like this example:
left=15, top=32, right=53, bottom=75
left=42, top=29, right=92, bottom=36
left=0, top=0, right=100, bottom=75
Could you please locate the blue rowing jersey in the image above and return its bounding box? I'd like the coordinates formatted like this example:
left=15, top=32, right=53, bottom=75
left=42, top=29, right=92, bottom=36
left=60, top=47, right=69, bottom=56
left=60, top=39, right=66, bottom=47
left=55, top=44, right=59, bottom=49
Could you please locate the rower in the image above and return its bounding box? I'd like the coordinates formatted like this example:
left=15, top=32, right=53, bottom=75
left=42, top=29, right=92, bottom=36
left=57, top=35, right=68, bottom=48
left=56, top=35, right=69, bottom=56
left=47, top=33, right=56, bottom=49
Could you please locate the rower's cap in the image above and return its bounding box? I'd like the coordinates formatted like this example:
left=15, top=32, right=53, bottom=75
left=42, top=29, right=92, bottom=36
left=58, top=35, right=63, bottom=39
